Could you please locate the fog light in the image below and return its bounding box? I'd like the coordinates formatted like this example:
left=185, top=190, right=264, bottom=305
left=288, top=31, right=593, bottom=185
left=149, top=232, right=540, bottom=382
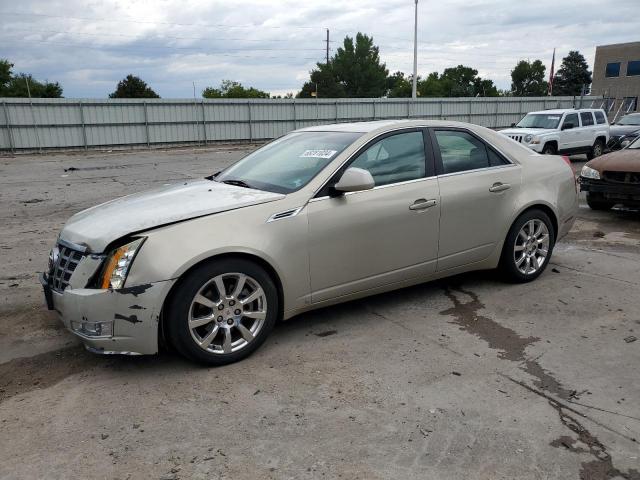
left=70, top=319, right=113, bottom=337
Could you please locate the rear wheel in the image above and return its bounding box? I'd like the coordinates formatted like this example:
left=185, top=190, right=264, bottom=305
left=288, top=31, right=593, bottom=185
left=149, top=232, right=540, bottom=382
left=499, top=209, right=555, bottom=283
left=542, top=143, right=557, bottom=155
left=166, top=258, right=278, bottom=366
left=587, top=139, right=604, bottom=160
left=586, top=193, right=615, bottom=211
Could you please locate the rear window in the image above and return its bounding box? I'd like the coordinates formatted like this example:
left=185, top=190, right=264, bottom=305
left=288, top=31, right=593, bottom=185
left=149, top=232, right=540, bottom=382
left=580, top=112, right=594, bottom=126
left=594, top=111, right=607, bottom=124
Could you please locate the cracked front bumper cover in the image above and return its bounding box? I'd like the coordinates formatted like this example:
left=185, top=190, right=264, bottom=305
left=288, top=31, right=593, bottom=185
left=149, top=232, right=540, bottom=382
left=41, top=272, right=174, bottom=355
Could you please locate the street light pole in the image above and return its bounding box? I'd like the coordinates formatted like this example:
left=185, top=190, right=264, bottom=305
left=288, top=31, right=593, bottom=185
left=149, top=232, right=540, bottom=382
left=412, top=0, right=418, bottom=99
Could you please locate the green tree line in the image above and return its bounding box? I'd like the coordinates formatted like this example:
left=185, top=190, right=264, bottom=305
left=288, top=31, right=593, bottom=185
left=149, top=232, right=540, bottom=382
left=1, top=34, right=592, bottom=99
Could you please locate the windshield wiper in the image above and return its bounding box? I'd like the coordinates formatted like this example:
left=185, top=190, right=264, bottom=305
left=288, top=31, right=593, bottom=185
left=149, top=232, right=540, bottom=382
left=220, top=178, right=254, bottom=189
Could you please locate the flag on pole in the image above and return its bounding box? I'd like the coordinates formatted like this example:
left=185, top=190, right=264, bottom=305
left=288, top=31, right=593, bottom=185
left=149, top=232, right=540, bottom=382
left=548, top=48, right=556, bottom=96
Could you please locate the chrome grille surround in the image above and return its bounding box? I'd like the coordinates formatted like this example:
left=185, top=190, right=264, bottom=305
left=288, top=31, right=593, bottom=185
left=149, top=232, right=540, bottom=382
left=49, top=243, right=87, bottom=292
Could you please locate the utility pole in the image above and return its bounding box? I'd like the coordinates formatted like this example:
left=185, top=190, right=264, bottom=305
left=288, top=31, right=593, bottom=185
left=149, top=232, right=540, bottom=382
left=412, top=0, right=418, bottom=99
left=325, top=29, right=330, bottom=65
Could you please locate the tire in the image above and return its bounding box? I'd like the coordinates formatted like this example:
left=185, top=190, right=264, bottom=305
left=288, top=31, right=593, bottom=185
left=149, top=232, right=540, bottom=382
left=499, top=209, right=555, bottom=283
left=165, top=258, right=278, bottom=366
left=586, top=193, right=614, bottom=211
left=541, top=143, right=557, bottom=155
left=587, top=139, right=604, bottom=160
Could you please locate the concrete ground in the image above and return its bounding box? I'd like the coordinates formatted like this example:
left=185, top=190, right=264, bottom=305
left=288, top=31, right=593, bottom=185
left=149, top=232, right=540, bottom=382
left=0, top=146, right=639, bottom=480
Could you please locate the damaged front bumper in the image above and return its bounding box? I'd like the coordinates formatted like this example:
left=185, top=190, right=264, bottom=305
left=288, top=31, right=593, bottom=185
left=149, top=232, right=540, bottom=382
left=40, top=271, right=174, bottom=355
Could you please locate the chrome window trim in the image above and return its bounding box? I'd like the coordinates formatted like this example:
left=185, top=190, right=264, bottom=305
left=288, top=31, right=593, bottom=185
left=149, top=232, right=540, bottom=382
left=308, top=175, right=437, bottom=203
left=436, top=163, right=518, bottom=179
left=310, top=126, right=431, bottom=199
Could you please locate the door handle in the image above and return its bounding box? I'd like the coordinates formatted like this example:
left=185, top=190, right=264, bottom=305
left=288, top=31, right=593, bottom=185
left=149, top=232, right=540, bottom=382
left=489, top=182, right=511, bottom=193
left=409, top=199, right=438, bottom=210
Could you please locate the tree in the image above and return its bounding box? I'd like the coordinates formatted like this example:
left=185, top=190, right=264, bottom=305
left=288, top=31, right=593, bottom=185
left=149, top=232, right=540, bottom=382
left=0, top=59, right=63, bottom=98
left=511, top=59, right=548, bottom=96
left=417, top=72, right=446, bottom=97
left=386, top=71, right=413, bottom=97
left=202, top=80, right=269, bottom=99
left=420, top=65, right=499, bottom=97
left=109, top=74, right=159, bottom=98
left=552, top=51, right=592, bottom=96
left=0, top=59, right=12, bottom=92
left=298, top=33, right=388, bottom=98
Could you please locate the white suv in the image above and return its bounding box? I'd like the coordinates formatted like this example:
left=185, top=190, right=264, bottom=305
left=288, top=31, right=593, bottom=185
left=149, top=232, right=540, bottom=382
left=500, top=108, right=610, bottom=159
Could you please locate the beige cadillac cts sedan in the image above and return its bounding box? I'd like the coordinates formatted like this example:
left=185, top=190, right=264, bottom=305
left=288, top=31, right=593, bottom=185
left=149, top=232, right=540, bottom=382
left=41, top=120, right=578, bottom=365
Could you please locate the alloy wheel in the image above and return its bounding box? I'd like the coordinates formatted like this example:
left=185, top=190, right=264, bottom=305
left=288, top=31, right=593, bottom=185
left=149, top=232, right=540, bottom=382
left=188, top=272, right=267, bottom=354
left=513, top=219, right=550, bottom=275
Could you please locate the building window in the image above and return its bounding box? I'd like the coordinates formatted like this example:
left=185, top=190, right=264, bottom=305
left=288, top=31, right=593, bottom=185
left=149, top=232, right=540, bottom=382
left=605, top=62, right=621, bottom=77
left=627, top=61, right=640, bottom=76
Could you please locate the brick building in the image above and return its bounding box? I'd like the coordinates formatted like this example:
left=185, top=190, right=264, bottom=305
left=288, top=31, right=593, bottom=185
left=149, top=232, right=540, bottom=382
left=590, top=41, right=640, bottom=120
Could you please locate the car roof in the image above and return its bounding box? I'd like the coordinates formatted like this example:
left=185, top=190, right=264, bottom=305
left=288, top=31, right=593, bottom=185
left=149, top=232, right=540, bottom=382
left=527, top=108, right=603, bottom=115
left=295, top=119, right=490, bottom=134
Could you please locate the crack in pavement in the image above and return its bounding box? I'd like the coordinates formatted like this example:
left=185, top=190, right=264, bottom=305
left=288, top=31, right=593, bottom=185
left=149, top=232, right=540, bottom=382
left=440, top=285, right=574, bottom=399
left=505, top=376, right=639, bottom=480
left=440, top=286, right=639, bottom=480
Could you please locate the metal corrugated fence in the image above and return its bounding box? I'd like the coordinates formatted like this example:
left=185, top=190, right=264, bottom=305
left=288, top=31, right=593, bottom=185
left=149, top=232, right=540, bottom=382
left=0, top=96, right=577, bottom=152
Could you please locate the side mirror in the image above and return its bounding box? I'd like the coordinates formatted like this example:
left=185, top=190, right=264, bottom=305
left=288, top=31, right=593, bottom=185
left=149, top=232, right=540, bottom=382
left=510, top=122, right=516, bottom=127
left=562, top=122, right=574, bottom=130
left=333, top=167, right=375, bottom=194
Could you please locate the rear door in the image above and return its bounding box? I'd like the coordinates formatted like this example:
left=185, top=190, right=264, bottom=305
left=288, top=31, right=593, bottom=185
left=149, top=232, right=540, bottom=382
left=579, top=111, right=596, bottom=149
left=430, top=128, right=522, bottom=271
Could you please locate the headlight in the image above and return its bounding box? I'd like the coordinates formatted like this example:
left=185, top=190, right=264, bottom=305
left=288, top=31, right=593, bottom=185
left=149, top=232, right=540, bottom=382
left=580, top=165, right=600, bottom=180
left=530, top=136, right=541, bottom=145
left=524, top=134, right=533, bottom=143
left=99, top=238, right=145, bottom=289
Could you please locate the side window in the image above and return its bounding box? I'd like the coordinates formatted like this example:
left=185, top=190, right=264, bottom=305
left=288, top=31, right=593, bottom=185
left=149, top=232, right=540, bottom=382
left=433, top=130, right=491, bottom=174
left=580, top=112, right=594, bottom=126
left=563, top=113, right=578, bottom=129
left=349, top=131, right=426, bottom=186
left=594, top=111, right=607, bottom=124
left=488, top=148, right=509, bottom=167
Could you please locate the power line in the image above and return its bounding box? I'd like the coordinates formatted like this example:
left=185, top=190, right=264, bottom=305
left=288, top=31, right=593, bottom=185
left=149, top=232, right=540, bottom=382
left=2, top=27, right=317, bottom=44
left=0, top=11, right=327, bottom=30
left=5, top=39, right=324, bottom=60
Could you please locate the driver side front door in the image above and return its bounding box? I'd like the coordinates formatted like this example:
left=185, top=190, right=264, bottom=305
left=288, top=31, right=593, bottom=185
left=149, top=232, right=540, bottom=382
left=306, top=129, right=440, bottom=303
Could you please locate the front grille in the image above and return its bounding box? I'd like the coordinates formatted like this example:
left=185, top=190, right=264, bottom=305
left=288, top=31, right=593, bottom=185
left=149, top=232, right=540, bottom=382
left=50, top=244, right=86, bottom=292
left=507, top=134, right=523, bottom=143
left=603, top=171, right=640, bottom=184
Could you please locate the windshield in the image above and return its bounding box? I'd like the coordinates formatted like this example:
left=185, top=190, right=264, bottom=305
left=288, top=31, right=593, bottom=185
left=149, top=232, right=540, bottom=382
left=616, top=114, right=640, bottom=126
left=516, top=113, right=562, bottom=129
left=628, top=136, right=640, bottom=149
left=216, top=131, right=363, bottom=193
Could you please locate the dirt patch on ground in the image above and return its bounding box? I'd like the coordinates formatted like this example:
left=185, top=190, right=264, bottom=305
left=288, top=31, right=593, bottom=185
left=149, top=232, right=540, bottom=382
left=0, top=345, right=100, bottom=403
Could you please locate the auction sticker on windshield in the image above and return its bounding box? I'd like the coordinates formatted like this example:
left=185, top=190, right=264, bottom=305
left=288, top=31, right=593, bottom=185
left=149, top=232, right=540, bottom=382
left=300, top=149, right=337, bottom=159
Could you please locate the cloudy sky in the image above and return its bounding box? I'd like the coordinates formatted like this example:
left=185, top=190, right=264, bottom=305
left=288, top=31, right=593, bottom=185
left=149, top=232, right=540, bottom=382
left=1, top=0, right=638, bottom=98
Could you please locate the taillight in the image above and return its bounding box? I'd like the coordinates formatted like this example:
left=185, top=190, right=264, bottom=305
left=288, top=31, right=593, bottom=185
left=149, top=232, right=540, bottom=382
left=561, top=155, right=571, bottom=166
left=560, top=155, right=578, bottom=193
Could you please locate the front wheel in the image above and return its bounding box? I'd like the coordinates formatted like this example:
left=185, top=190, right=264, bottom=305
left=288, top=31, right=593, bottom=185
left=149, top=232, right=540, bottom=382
left=586, top=193, right=615, bottom=211
left=542, top=143, right=557, bottom=155
left=166, top=258, right=278, bottom=366
left=587, top=139, right=604, bottom=160
left=499, top=210, right=555, bottom=283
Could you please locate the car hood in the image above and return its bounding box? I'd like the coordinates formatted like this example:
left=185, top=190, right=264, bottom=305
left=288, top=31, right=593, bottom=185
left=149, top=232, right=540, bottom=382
left=610, top=125, right=640, bottom=136
left=500, top=128, right=556, bottom=137
left=586, top=149, right=640, bottom=173
left=60, top=180, right=285, bottom=252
